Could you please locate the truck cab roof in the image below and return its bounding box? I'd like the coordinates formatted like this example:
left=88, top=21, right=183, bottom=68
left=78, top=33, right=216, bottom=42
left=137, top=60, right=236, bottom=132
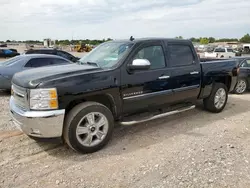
left=111, top=38, right=191, bottom=43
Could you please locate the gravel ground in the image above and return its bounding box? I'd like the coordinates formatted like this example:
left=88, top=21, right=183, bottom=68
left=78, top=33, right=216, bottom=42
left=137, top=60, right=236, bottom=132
left=1, top=90, right=250, bottom=188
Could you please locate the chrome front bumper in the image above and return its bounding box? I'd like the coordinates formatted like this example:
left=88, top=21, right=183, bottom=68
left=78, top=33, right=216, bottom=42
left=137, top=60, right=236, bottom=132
left=9, top=96, right=65, bottom=138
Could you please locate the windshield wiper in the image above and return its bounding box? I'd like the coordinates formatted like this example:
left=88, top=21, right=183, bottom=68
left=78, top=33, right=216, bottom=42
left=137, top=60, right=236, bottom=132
left=78, top=61, right=100, bottom=67
left=86, top=61, right=100, bottom=67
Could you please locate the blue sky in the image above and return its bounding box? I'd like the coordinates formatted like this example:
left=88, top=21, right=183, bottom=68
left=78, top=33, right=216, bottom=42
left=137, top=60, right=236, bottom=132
left=0, top=0, right=249, bottom=40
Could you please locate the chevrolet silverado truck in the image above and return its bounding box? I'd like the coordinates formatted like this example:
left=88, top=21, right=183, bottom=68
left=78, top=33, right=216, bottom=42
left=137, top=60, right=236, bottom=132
left=9, top=38, right=239, bottom=153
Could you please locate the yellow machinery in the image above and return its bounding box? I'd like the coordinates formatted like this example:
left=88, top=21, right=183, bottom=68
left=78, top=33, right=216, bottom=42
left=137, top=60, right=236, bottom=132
left=74, top=43, right=92, bottom=52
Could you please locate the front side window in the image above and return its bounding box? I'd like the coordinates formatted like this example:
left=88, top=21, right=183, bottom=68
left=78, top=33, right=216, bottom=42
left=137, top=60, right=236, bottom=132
left=52, top=58, right=71, bottom=65
left=227, top=48, right=233, bottom=52
left=133, top=45, right=165, bottom=70
left=168, top=44, right=194, bottom=67
left=241, top=59, right=250, bottom=67
left=78, top=42, right=134, bottom=68
left=57, top=51, right=71, bottom=59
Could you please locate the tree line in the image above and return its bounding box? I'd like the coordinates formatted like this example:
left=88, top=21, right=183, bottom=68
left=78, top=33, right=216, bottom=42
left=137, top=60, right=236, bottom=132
left=177, top=34, right=250, bottom=44
left=1, top=38, right=113, bottom=46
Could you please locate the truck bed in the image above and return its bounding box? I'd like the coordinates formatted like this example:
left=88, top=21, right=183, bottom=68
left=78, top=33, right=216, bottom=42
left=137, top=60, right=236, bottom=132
left=199, top=59, right=238, bottom=98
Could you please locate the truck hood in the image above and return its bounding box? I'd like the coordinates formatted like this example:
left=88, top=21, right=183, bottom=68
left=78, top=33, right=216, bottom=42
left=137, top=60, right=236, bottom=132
left=12, top=64, right=102, bottom=88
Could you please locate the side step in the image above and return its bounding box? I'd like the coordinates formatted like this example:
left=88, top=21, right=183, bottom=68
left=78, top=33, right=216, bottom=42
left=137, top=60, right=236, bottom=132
left=119, top=105, right=196, bottom=126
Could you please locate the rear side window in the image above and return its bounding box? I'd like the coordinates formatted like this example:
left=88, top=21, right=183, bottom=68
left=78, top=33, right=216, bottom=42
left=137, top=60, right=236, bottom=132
left=227, top=48, right=233, bottom=52
left=25, top=58, right=53, bottom=67
left=168, top=44, right=194, bottom=67
left=25, top=58, right=70, bottom=67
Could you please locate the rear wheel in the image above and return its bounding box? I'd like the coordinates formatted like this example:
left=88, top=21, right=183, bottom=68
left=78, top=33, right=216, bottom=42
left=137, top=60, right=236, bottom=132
left=63, top=102, right=114, bottom=153
left=234, top=78, right=247, bottom=94
left=203, top=83, right=228, bottom=113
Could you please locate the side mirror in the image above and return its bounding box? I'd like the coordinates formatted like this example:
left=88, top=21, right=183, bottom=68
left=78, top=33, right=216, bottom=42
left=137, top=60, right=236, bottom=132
left=128, top=59, right=151, bottom=70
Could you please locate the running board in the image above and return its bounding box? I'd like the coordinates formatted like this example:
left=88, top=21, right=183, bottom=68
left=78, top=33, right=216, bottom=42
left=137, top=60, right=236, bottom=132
left=119, top=105, right=196, bottom=126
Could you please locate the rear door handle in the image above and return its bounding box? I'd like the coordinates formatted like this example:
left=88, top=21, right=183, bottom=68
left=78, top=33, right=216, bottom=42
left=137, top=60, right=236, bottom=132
left=190, top=71, right=199, bottom=75
left=158, top=75, right=170, bottom=79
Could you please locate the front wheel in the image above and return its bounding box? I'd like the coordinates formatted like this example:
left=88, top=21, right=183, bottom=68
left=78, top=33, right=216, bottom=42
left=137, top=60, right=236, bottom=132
left=63, top=102, right=114, bottom=153
left=203, top=83, right=228, bottom=113
left=234, top=79, right=247, bottom=94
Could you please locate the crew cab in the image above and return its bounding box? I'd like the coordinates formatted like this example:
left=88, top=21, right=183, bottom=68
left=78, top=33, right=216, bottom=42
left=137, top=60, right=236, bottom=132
left=205, top=47, right=235, bottom=58
left=9, top=38, right=239, bottom=153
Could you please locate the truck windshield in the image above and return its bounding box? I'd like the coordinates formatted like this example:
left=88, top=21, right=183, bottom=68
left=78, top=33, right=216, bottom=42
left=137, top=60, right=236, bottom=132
left=78, top=42, right=134, bottom=68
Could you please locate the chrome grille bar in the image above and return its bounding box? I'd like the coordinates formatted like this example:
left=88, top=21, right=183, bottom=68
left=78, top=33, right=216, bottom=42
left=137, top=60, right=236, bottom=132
left=11, top=84, right=29, bottom=110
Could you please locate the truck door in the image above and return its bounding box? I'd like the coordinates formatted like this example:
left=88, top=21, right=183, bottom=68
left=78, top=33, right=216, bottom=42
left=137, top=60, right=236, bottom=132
left=120, top=41, right=174, bottom=115
left=166, top=42, right=201, bottom=102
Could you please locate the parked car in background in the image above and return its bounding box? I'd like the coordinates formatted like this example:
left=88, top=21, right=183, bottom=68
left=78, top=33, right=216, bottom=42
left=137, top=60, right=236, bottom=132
left=0, top=49, right=20, bottom=58
left=0, top=44, right=7, bottom=47
left=9, top=38, right=239, bottom=153
left=24, top=48, right=80, bottom=62
left=0, top=54, right=72, bottom=90
left=232, top=57, right=250, bottom=94
left=9, top=49, right=18, bottom=53
left=205, top=47, right=236, bottom=58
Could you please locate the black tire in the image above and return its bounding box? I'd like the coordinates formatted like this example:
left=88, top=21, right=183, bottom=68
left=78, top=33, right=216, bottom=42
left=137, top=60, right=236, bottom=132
left=63, top=102, right=114, bottom=153
left=203, top=83, right=228, bottom=113
left=234, top=78, right=247, bottom=94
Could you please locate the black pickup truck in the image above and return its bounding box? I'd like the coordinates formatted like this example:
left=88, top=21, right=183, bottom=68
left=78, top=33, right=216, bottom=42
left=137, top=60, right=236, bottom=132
left=9, top=38, right=239, bottom=153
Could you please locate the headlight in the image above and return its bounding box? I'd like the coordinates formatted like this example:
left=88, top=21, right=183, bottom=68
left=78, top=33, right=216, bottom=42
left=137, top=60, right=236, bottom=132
left=29, top=88, right=58, bottom=110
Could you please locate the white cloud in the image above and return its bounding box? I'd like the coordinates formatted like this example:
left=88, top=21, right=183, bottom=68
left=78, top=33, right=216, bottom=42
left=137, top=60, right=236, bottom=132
left=0, top=0, right=249, bottom=40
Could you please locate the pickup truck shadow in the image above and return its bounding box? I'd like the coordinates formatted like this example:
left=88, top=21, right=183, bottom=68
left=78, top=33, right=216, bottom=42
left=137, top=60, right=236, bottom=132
left=37, top=95, right=249, bottom=160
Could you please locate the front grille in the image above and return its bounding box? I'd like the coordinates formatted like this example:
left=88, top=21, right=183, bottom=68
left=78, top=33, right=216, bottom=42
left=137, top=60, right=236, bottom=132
left=12, top=84, right=29, bottom=110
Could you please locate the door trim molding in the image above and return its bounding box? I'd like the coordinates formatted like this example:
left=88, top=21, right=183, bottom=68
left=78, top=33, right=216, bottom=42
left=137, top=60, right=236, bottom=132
left=123, top=89, right=172, bottom=100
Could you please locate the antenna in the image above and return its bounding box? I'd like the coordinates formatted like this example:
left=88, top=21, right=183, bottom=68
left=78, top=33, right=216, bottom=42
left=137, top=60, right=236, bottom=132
left=130, top=36, right=135, bottom=41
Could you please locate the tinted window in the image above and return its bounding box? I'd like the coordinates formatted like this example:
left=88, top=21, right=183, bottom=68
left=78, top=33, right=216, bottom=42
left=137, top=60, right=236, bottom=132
left=168, top=44, right=194, bottom=67
left=241, top=60, right=250, bottom=67
left=25, top=58, right=53, bottom=67
left=227, top=48, right=233, bottom=52
left=51, top=58, right=70, bottom=65
left=57, top=51, right=72, bottom=60
left=133, top=45, right=165, bottom=70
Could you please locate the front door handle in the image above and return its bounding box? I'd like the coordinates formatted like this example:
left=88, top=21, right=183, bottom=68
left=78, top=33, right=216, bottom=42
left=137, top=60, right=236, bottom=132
left=190, top=71, right=199, bottom=75
left=158, top=75, right=170, bottom=79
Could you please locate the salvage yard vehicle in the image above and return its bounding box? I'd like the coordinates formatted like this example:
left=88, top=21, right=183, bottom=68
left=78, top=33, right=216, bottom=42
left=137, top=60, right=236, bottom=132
left=24, top=48, right=80, bottom=62
left=0, top=49, right=20, bottom=58
left=204, top=47, right=236, bottom=59
left=0, top=54, right=72, bottom=90
left=232, top=57, right=250, bottom=94
left=9, top=38, right=239, bottom=153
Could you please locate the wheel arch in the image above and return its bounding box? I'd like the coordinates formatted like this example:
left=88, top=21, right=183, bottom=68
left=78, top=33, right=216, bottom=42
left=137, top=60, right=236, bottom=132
left=65, top=94, right=117, bottom=119
left=213, top=76, right=232, bottom=91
